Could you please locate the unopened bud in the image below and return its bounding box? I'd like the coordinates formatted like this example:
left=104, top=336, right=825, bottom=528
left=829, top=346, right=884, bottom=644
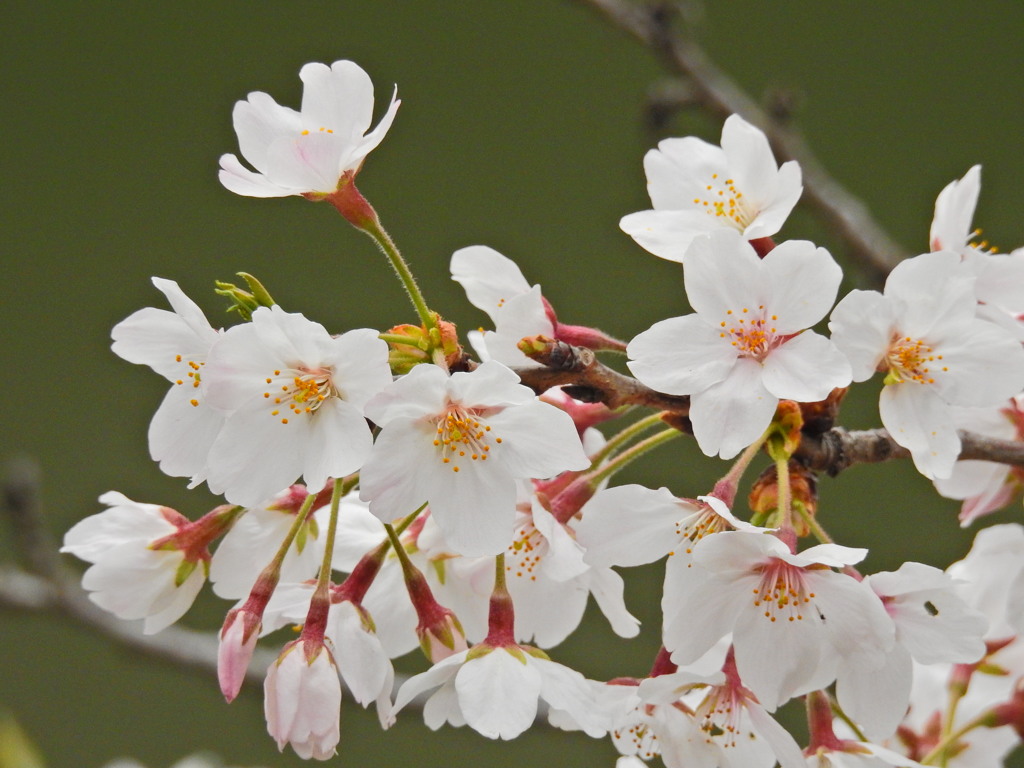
left=418, top=611, right=469, bottom=663
left=218, top=608, right=262, bottom=702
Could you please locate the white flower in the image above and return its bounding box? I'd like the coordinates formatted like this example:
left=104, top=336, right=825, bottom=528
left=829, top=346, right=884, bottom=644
left=450, top=245, right=553, bottom=368
left=110, top=277, right=223, bottom=484
left=835, top=561, right=988, bottom=740
left=620, top=114, right=802, bottom=262
left=219, top=60, right=399, bottom=198
left=668, top=530, right=894, bottom=711
left=392, top=645, right=599, bottom=739
left=359, top=360, right=590, bottom=557
left=61, top=492, right=206, bottom=634
left=932, top=398, right=1024, bottom=526
left=627, top=230, right=851, bottom=458
left=830, top=251, right=1024, bottom=479
left=264, top=639, right=341, bottom=761
left=929, top=165, right=1024, bottom=337
left=946, top=523, right=1024, bottom=640
left=202, top=305, right=391, bottom=507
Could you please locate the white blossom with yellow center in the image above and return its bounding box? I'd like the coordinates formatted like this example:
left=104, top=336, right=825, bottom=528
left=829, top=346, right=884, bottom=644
left=202, top=305, right=391, bottom=507
left=628, top=229, right=851, bottom=459
left=830, top=250, right=1024, bottom=479
left=359, top=360, right=590, bottom=558
left=620, top=113, right=803, bottom=263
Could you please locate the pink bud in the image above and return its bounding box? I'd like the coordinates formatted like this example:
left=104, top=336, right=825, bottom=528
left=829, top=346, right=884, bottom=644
left=264, top=639, right=342, bottom=761
left=218, top=608, right=260, bottom=702
left=419, top=612, right=469, bottom=663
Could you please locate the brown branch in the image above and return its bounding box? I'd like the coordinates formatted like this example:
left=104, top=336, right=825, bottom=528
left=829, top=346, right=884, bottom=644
left=574, top=0, right=908, bottom=286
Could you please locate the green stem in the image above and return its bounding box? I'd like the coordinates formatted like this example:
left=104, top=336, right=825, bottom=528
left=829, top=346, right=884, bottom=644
left=920, top=712, right=990, bottom=766
left=587, top=411, right=660, bottom=468
left=312, top=478, right=344, bottom=600
left=587, top=427, right=681, bottom=487
left=792, top=501, right=834, bottom=545
left=720, top=436, right=767, bottom=490
left=361, top=216, right=436, bottom=333
left=269, top=492, right=320, bottom=575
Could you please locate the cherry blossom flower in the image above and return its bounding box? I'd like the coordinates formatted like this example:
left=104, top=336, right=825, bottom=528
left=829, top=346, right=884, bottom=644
left=933, top=398, right=1024, bottom=526
left=392, top=645, right=599, bottom=739
left=359, top=360, right=590, bottom=557
left=667, top=530, right=894, bottom=711
left=834, top=561, right=988, bottom=740
left=110, top=277, right=223, bottom=484
left=628, top=230, right=851, bottom=458
left=61, top=492, right=208, bottom=634
left=219, top=60, right=399, bottom=198
left=929, top=165, right=1024, bottom=338
left=202, top=305, right=391, bottom=507
left=829, top=251, right=1024, bottom=479
left=264, top=638, right=341, bottom=760
left=620, top=114, right=802, bottom=262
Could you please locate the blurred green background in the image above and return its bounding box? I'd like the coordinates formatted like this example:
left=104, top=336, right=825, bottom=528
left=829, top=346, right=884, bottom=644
left=3, top=1, right=1023, bottom=765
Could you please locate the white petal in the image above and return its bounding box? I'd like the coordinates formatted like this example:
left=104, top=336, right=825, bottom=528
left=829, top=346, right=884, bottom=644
left=760, top=332, right=852, bottom=402
left=689, top=359, right=778, bottom=458
left=627, top=315, right=737, bottom=395
left=450, top=245, right=533, bottom=318
left=577, top=484, right=693, bottom=567
left=879, top=384, right=960, bottom=480
left=456, top=650, right=541, bottom=739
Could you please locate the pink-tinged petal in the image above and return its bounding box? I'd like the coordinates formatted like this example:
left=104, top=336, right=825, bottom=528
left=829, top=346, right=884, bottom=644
left=299, top=61, right=375, bottom=143
left=450, top=245, right=533, bottom=317
left=688, top=359, right=778, bottom=459
left=485, top=400, right=589, bottom=479
left=929, top=318, right=1024, bottom=407
left=761, top=240, right=842, bottom=332
left=958, top=474, right=1017, bottom=527
left=828, top=289, right=896, bottom=382
left=619, top=209, right=714, bottom=263
left=364, top=364, right=449, bottom=425
left=628, top=314, right=737, bottom=395
left=930, top=165, right=981, bottom=252
left=456, top=649, right=541, bottom=739
left=760, top=332, right=852, bottom=402
left=263, top=131, right=345, bottom=194
left=884, top=251, right=977, bottom=338
left=684, top=230, right=766, bottom=320
left=879, top=383, right=960, bottom=480
left=577, top=484, right=693, bottom=567
left=62, top=495, right=173, bottom=562
left=218, top=153, right=296, bottom=197
left=837, top=644, right=912, bottom=741
left=218, top=610, right=259, bottom=702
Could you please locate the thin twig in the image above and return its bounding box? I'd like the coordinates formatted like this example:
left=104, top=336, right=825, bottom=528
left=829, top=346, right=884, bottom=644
left=575, top=0, right=908, bottom=285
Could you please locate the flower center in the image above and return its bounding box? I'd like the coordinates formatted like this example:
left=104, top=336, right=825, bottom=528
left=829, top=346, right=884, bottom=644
left=299, top=126, right=337, bottom=136
left=751, top=560, right=815, bottom=623
left=172, top=354, right=205, bottom=408
left=432, top=405, right=500, bottom=473
left=718, top=307, right=779, bottom=362
left=884, top=335, right=946, bottom=385
left=262, top=366, right=336, bottom=425
left=506, top=517, right=544, bottom=581
left=692, top=173, right=754, bottom=230
left=671, top=503, right=731, bottom=558
left=697, top=685, right=755, bottom=751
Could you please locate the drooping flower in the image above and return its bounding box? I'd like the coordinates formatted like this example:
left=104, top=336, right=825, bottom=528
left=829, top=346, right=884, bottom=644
left=627, top=229, right=851, bottom=458
left=359, top=360, right=590, bottom=557
left=392, top=645, right=599, bottom=739
left=202, top=305, right=392, bottom=507
left=219, top=60, right=399, bottom=198
left=829, top=251, right=1024, bottom=479
left=620, top=114, right=802, bottom=263
left=110, top=277, right=223, bottom=484
left=61, top=492, right=209, bottom=634
left=264, top=638, right=342, bottom=761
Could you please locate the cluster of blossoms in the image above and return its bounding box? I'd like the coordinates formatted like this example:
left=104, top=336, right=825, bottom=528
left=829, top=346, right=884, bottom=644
left=62, top=59, right=1024, bottom=767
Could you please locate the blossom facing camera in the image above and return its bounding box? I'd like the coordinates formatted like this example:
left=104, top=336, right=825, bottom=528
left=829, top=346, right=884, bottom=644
left=620, top=113, right=803, bottom=262
left=219, top=60, right=400, bottom=198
